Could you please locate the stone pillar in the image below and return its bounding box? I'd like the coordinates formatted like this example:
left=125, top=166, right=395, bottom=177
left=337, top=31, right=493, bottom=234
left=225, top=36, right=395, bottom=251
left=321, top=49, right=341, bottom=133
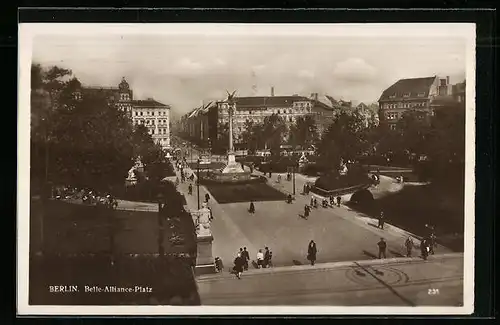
left=195, top=234, right=215, bottom=275
left=193, top=205, right=216, bottom=275
left=228, top=104, right=234, bottom=153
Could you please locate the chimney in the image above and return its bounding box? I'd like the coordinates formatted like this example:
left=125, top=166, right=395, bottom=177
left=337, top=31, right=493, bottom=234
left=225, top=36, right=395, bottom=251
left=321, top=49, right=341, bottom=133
left=271, top=86, right=275, bottom=97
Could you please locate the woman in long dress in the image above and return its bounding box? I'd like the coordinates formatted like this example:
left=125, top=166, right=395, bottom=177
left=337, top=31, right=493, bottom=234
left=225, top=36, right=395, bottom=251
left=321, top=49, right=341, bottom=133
left=307, top=240, right=317, bottom=265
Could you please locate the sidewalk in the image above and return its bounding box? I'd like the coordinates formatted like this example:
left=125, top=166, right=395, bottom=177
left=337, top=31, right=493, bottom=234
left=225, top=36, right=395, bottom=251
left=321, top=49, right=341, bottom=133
left=172, top=163, right=261, bottom=268
left=197, top=253, right=464, bottom=306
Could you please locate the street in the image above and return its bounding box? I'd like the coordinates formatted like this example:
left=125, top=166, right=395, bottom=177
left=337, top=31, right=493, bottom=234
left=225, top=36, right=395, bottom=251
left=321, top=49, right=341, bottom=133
left=196, top=253, right=464, bottom=306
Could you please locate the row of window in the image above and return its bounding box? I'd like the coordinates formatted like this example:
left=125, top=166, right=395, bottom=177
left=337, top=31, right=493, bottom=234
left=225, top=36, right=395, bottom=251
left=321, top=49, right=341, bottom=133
left=388, top=92, right=426, bottom=99
left=148, top=128, right=169, bottom=135
left=386, top=112, right=429, bottom=120
left=134, top=119, right=169, bottom=126
left=229, top=107, right=312, bottom=115
left=120, top=94, right=131, bottom=101
left=134, top=111, right=168, bottom=116
left=384, top=102, right=427, bottom=109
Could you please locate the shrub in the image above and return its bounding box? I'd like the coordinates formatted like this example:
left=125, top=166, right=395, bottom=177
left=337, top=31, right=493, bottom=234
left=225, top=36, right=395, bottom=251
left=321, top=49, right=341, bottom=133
left=350, top=189, right=374, bottom=205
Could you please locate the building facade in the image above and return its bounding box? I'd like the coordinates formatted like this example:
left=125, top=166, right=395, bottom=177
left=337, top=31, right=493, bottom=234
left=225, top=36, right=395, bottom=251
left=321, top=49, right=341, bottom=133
left=179, top=91, right=334, bottom=148
left=132, top=99, right=171, bottom=148
left=74, top=77, right=171, bottom=148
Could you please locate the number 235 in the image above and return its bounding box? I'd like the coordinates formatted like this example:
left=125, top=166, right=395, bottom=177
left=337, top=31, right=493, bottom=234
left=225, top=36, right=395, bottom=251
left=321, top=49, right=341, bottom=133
left=428, top=288, right=440, bottom=295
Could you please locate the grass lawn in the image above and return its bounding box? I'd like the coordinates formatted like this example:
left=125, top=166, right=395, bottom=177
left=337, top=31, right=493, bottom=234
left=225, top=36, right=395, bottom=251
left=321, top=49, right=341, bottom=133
left=28, top=199, right=199, bottom=305
left=347, top=181, right=464, bottom=252
left=188, top=162, right=226, bottom=171
left=205, top=182, right=288, bottom=204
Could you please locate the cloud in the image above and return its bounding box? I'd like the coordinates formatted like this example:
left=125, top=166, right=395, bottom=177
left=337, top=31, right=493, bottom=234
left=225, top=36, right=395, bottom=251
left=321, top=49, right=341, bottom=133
left=174, top=57, right=203, bottom=71
left=332, top=58, right=378, bottom=82
left=298, top=69, right=315, bottom=79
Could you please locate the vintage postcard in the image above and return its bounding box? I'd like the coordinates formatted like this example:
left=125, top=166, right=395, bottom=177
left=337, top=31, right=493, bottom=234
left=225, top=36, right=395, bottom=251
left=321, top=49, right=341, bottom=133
left=17, top=23, right=475, bottom=315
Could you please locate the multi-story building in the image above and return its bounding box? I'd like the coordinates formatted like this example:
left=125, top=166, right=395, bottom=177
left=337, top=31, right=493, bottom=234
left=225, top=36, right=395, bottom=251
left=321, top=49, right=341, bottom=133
left=131, top=99, right=171, bottom=148
left=179, top=89, right=335, bottom=149
left=378, top=75, right=462, bottom=130
left=74, top=77, right=171, bottom=148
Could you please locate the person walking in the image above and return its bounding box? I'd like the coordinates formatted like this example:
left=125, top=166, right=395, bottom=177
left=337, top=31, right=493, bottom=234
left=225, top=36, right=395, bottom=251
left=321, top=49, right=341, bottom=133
left=330, top=195, right=335, bottom=207
left=378, top=211, right=385, bottom=229
left=256, top=249, right=264, bottom=268
left=303, top=205, right=310, bottom=219
left=242, top=247, right=250, bottom=271
left=249, top=201, right=255, bottom=214
left=205, top=193, right=210, bottom=203
left=405, top=237, right=414, bottom=257
left=377, top=238, right=387, bottom=259
left=264, top=247, right=271, bottom=268
left=421, top=238, right=429, bottom=260
left=307, top=240, right=317, bottom=265
left=233, top=253, right=244, bottom=279
left=428, top=233, right=436, bottom=255
left=336, top=196, right=341, bottom=207
left=188, top=183, right=193, bottom=195
left=310, top=196, right=314, bottom=207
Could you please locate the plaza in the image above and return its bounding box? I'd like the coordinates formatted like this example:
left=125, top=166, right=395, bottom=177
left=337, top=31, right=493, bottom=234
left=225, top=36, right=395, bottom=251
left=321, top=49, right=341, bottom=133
left=175, top=149, right=453, bottom=270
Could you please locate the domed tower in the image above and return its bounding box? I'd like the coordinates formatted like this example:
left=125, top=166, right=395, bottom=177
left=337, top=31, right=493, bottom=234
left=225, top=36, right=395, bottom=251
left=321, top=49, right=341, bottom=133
left=118, top=77, right=133, bottom=114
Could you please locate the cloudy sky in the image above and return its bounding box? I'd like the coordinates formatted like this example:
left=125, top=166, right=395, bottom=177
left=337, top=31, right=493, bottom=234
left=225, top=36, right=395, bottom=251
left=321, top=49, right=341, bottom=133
left=30, top=24, right=469, bottom=118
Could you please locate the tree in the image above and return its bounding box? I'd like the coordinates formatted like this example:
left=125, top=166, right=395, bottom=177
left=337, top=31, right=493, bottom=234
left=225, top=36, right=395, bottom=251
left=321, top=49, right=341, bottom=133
left=289, top=115, right=318, bottom=149
left=262, top=113, right=287, bottom=156
left=216, top=122, right=229, bottom=154
left=317, top=110, right=371, bottom=169
left=240, top=119, right=264, bottom=154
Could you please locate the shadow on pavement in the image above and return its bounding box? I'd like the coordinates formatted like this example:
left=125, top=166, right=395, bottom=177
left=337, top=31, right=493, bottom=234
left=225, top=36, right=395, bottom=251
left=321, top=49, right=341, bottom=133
left=389, top=250, right=405, bottom=257
left=362, top=250, right=378, bottom=259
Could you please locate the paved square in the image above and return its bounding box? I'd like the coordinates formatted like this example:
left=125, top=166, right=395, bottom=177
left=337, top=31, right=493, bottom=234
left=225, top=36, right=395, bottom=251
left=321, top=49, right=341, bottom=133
left=204, top=182, right=288, bottom=204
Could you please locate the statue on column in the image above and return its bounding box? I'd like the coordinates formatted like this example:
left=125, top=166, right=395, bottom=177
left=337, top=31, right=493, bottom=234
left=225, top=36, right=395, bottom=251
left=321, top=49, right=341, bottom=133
left=196, top=202, right=212, bottom=237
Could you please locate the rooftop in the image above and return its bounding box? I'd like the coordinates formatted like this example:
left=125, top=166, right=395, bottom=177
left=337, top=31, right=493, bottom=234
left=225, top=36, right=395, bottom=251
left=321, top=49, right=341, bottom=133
left=379, top=76, right=437, bottom=101
left=133, top=99, right=169, bottom=108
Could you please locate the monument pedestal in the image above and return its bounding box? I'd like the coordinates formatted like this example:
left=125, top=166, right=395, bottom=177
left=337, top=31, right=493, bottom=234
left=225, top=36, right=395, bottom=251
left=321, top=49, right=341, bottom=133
left=221, top=152, right=245, bottom=174
left=195, top=234, right=216, bottom=276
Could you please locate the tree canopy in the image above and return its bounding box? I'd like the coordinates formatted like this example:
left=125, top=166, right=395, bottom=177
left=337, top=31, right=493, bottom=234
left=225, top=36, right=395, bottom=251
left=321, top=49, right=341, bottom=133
left=31, top=63, right=165, bottom=192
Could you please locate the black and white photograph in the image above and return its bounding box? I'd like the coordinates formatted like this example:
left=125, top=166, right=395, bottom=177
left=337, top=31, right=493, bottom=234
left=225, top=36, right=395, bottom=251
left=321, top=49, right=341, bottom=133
left=18, top=23, right=475, bottom=315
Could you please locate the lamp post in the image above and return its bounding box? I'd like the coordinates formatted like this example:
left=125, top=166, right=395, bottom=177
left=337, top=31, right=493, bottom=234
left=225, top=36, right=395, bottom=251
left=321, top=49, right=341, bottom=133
left=197, top=158, right=201, bottom=210
left=157, top=192, right=165, bottom=256
left=293, top=163, right=296, bottom=195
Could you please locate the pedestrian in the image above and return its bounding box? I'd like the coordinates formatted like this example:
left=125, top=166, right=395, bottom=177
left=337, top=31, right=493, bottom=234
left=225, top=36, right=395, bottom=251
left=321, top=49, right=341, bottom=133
left=310, top=196, right=314, bottom=207
left=188, top=183, right=193, bottom=195
left=336, top=196, right=341, bottom=207
left=269, top=171, right=272, bottom=178
left=304, top=205, right=310, bottom=219
left=214, top=257, right=224, bottom=273
left=205, top=193, right=210, bottom=203
left=428, top=233, right=436, bottom=255
left=277, top=174, right=281, bottom=183
left=264, top=247, right=271, bottom=268
left=242, top=247, right=250, bottom=271
left=249, top=201, right=255, bottom=214
left=329, top=195, right=335, bottom=207
left=313, top=197, right=318, bottom=208
left=287, top=194, right=293, bottom=204
left=175, top=177, right=179, bottom=187
left=233, top=253, right=244, bottom=279
left=377, top=237, right=387, bottom=259
left=307, top=240, right=317, bottom=265
left=378, top=211, right=385, bottom=229
left=250, top=165, right=253, bottom=174
left=421, top=238, right=428, bottom=260
left=405, top=237, right=414, bottom=257
left=305, top=184, right=310, bottom=195
left=256, top=249, right=264, bottom=268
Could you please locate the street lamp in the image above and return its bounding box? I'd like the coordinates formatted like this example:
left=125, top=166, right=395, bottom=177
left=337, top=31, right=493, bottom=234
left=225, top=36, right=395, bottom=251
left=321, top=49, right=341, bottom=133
left=197, top=158, right=201, bottom=210
left=293, top=162, right=297, bottom=195
left=157, top=192, right=165, bottom=256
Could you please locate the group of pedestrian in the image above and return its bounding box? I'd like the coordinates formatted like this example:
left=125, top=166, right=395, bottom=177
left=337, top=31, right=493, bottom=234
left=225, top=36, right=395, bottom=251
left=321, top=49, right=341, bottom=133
left=232, top=246, right=272, bottom=279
